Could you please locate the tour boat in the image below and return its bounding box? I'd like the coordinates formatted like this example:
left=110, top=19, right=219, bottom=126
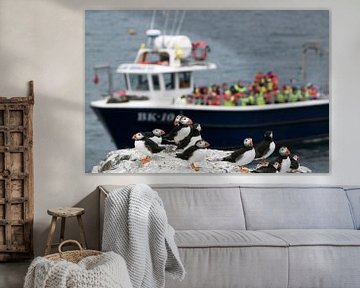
left=90, top=29, right=329, bottom=149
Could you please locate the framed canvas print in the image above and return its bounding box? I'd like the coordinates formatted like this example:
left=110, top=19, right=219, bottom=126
left=85, top=10, right=329, bottom=174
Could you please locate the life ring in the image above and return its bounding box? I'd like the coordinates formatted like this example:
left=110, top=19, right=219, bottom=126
left=192, top=41, right=210, bottom=61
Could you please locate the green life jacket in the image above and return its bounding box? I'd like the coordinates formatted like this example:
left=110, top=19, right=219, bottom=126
left=248, top=95, right=255, bottom=105
left=295, top=90, right=303, bottom=101
left=260, top=86, right=267, bottom=95
left=238, top=86, right=247, bottom=93
left=255, top=95, right=266, bottom=106
left=283, top=91, right=291, bottom=102
left=224, top=100, right=234, bottom=106
left=241, top=97, right=249, bottom=106
left=233, top=84, right=241, bottom=93
left=289, top=93, right=298, bottom=102
left=276, top=93, right=286, bottom=103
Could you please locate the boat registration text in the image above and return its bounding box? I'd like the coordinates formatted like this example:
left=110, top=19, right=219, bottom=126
left=137, top=112, right=176, bottom=123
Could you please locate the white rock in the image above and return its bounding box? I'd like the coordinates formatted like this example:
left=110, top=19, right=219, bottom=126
left=92, top=147, right=312, bottom=174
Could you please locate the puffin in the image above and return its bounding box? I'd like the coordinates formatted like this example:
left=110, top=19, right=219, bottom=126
left=132, top=132, right=165, bottom=164
left=177, top=123, right=202, bottom=150
left=290, top=154, right=300, bottom=170
left=163, top=116, right=193, bottom=144
left=252, top=161, right=280, bottom=173
left=176, top=139, right=210, bottom=171
left=161, top=114, right=184, bottom=145
left=173, top=114, right=185, bottom=126
left=222, top=138, right=256, bottom=169
left=142, top=129, right=165, bottom=145
left=255, top=131, right=276, bottom=160
left=274, top=146, right=291, bottom=173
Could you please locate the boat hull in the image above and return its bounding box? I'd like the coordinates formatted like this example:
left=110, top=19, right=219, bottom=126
left=91, top=102, right=329, bottom=149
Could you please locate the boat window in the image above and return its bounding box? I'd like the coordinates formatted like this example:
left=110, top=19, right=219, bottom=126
left=146, top=52, right=160, bottom=63
left=138, top=52, right=169, bottom=65
left=164, top=73, right=175, bottom=90
left=124, top=75, right=129, bottom=90
left=129, top=74, right=149, bottom=91
left=159, top=52, right=169, bottom=64
left=152, top=75, right=160, bottom=90
left=179, top=72, right=191, bottom=89
left=148, top=52, right=169, bottom=64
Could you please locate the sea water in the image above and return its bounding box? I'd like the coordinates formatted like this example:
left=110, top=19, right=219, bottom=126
left=85, top=10, right=329, bottom=173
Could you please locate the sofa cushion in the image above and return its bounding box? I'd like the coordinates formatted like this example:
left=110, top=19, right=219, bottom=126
left=175, top=230, right=288, bottom=248
left=262, top=229, right=360, bottom=246
left=345, top=188, right=360, bottom=229
left=154, top=186, right=246, bottom=230
left=241, top=187, right=355, bottom=230
left=260, top=230, right=360, bottom=288
left=287, top=246, right=360, bottom=288
left=165, top=246, right=288, bottom=288
left=100, top=185, right=246, bottom=230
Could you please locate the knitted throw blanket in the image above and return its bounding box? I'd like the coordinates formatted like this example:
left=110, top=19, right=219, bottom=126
left=102, top=184, right=185, bottom=288
left=24, top=251, right=133, bottom=288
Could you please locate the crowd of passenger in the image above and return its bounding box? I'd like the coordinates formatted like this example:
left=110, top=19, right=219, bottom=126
left=180, top=71, right=320, bottom=106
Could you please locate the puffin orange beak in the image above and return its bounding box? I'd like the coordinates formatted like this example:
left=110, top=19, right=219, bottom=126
left=159, top=129, right=165, bottom=135
left=132, top=134, right=137, bottom=140
left=204, top=141, right=210, bottom=148
left=286, top=148, right=291, bottom=156
left=188, top=118, right=193, bottom=125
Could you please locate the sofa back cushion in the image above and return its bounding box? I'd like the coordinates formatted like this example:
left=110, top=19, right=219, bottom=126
left=345, top=188, right=360, bottom=229
left=240, top=187, right=355, bottom=230
left=153, top=186, right=246, bottom=230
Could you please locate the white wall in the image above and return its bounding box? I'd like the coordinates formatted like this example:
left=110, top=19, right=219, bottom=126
left=0, top=0, right=359, bottom=256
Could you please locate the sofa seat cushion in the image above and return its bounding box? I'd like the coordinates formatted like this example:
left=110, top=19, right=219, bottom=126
left=175, top=230, right=288, bottom=248
left=166, top=246, right=289, bottom=288
left=262, top=229, right=360, bottom=246
left=260, top=230, right=360, bottom=288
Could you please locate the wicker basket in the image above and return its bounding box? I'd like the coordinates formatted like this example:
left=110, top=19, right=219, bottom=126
left=45, top=240, right=102, bottom=263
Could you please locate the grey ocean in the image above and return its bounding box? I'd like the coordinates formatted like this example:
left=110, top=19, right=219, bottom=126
left=85, top=11, right=329, bottom=173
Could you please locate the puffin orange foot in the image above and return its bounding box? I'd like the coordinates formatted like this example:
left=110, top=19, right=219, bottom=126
left=239, top=166, right=250, bottom=173
left=191, top=163, right=200, bottom=172
left=141, top=156, right=151, bottom=165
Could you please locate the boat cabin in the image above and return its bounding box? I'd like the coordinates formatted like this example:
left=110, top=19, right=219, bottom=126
left=124, top=70, right=192, bottom=92
left=117, top=47, right=216, bottom=104
left=118, top=67, right=193, bottom=102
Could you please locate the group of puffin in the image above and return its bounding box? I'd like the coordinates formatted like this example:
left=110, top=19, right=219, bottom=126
left=132, top=114, right=301, bottom=173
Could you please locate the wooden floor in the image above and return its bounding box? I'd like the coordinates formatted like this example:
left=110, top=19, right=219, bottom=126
left=0, top=261, right=30, bottom=288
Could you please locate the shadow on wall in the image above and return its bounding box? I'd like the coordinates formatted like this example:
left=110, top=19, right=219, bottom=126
left=30, top=85, right=86, bottom=256
left=38, top=187, right=100, bottom=256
